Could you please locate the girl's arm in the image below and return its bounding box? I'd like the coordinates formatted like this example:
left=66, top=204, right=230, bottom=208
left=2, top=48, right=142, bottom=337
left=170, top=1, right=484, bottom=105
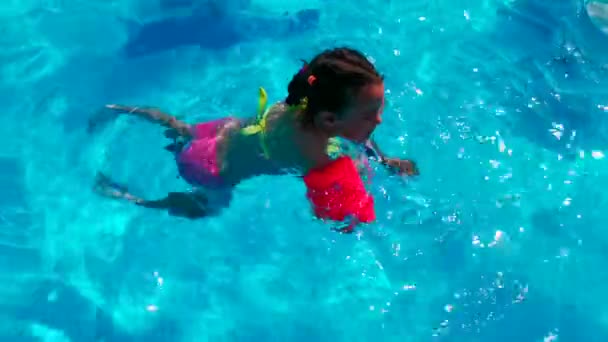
left=365, top=138, right=419, bottom=176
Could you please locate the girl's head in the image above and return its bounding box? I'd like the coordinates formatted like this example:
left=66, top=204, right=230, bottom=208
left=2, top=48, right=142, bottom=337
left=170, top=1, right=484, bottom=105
left=285, top=47, right=385, bottom=143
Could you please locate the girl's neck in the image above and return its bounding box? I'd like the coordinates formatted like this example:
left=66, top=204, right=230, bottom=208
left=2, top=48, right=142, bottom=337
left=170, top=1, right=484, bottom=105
left=290, top=113, right=332, bottom=170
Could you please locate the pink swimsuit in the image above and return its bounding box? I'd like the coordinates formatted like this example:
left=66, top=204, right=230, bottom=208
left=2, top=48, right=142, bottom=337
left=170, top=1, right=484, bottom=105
left=176, top=118, right=232, bottom=189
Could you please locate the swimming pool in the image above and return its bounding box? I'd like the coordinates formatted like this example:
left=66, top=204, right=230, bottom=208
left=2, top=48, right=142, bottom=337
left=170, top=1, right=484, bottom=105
left=1, top=0, right=608, bottom=340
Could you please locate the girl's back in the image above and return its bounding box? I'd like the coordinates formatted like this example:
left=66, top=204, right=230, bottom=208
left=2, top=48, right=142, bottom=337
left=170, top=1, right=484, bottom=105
left=219, top=101, right=312, bottom=186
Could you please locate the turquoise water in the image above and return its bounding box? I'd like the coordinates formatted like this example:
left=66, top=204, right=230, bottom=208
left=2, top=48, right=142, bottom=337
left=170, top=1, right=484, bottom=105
left=2, top=0, right=608, bottom=341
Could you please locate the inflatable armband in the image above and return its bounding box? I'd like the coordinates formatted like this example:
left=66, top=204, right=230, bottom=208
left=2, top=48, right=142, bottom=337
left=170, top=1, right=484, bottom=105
left=303, top=156, right=376, bottom=226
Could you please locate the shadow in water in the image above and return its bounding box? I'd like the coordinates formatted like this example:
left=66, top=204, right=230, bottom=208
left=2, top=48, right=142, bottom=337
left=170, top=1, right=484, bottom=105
left=122, top=8, right=320, bottom=58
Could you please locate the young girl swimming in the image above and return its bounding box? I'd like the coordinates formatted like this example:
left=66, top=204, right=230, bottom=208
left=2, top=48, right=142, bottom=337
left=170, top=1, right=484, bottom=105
left=91, top=47, right=418, bottom=229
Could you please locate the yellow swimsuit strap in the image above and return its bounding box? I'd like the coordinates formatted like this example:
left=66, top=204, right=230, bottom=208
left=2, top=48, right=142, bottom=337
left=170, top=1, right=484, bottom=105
left=327, top=138, right=342, bottom=156
left=241, top=87, right=272, bottom=159
left=241, top=87, right=343, bottom=159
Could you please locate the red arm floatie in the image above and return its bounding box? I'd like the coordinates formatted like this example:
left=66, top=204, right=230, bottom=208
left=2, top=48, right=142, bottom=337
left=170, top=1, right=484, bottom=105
left=303, top=156, right=376, bottom=226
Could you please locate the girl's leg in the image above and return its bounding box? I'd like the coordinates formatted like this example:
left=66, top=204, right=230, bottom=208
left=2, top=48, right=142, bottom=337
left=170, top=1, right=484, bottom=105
left=93, top=173, right=209, bottom=219
left=88, top=104, right=192, bottom=139
left=139, top=192, right=209, bottom=219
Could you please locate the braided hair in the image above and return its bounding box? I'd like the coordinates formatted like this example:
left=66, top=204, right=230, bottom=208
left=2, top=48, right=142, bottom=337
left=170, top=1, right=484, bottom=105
left=285, top=47, right=384, bottom=126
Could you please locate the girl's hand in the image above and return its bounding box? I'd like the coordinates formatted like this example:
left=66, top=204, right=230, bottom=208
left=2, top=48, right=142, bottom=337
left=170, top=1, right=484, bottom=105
left=383, top=158, right=419, bottom=176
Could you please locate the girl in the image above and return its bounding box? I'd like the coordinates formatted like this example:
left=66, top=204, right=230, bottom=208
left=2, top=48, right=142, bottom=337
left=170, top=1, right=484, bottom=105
left=91, top=47, right=418, bottom=227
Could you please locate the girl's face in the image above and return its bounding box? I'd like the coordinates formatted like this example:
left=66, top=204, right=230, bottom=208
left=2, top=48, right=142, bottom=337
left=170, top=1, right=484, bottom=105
left=315, top=82, right=385, bottom=143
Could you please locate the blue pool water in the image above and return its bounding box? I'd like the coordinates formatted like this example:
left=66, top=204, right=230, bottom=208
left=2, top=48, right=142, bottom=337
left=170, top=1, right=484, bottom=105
left=2, top=0, right=608, bottom=341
